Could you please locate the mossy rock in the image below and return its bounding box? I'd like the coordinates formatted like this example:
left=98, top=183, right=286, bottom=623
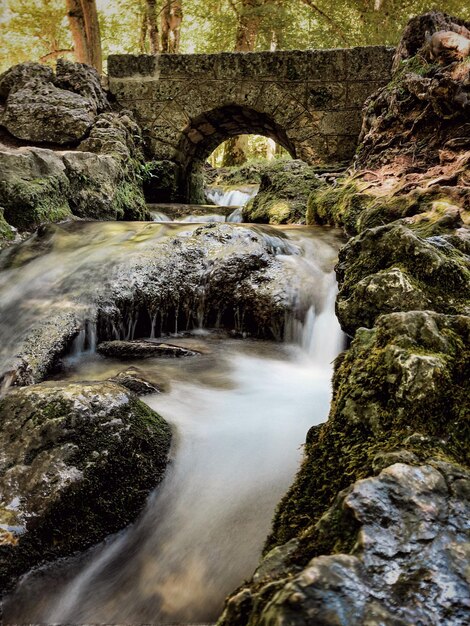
left=336, top=222, right=470, bottom=335
left=0, top=207, right=15, bottom=243
left=0, top=175, right=72, bottom=230
left=243, top=160, right=323, bottom=224
left=0, top=381, right=172, bottom=591
left=266, top=310, right=470, bottom=564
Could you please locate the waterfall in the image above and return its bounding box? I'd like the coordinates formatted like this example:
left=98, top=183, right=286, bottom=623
left=205, top=185, right=259, bottom=207
left=2, top=219, right=347, bottom=625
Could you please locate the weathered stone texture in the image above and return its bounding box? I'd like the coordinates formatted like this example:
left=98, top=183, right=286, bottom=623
left=108, top=47, right=394, bottom=200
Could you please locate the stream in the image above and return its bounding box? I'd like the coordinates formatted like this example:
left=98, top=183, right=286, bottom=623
left=1, top=188, right=345, bottom=624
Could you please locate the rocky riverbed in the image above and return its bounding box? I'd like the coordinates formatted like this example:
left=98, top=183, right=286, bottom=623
left=0, top=9, right=468, bottom=626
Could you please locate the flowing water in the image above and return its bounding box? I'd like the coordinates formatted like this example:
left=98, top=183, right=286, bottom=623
left=205, top=185, right=259, bottom=208
left=1, top=211, right=345, bottom=624
left=149, top=185, right=259, bottom=224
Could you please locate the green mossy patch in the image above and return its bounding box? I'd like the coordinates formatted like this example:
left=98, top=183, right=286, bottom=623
left=266, top=311, right=470, bottom=566
left=0, top=175, right=72, bottom=230
left=0, top=381, right=172, bottom=591
left=243, top=160, right=323, bottom=224
left=0, top=207, right=15, bottom=242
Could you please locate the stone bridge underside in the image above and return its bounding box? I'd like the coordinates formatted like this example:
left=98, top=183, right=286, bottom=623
left=108, top=48, right=394, bottom=201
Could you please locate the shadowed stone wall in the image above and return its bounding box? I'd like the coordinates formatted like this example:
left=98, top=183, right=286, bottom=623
left=108, top=48, right=394, bottom=200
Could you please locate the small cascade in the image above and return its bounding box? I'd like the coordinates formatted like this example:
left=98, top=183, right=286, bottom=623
left=151, top=211, right=172, bottom=222
left=303, top=280, right=345, bottom=365
left=68, top=320, right=97, bottom=359
left=181, top=214, right=226, bottom=223
left=226, top=208, right=243, bottom=223
left=205, top=185, right=259, bottom=207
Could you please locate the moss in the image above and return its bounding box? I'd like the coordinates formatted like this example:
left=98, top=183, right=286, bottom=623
left=265, top=311, right=470, bottom=566
left=0, top=382, right=172, bottom=591
left=0, top=207, right=15, bottom=242
left=243, top=160, right=322, bottom=224
left=114, top=180, right=149, bottom=220
left=306, top=181, right=372, bottom=234
left=0, top=176, right=71, bottom=230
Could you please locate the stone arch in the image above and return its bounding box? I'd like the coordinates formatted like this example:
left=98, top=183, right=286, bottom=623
left=149, top=86, right=326, bottom=201
left=175, top=105, right=303, bottom=202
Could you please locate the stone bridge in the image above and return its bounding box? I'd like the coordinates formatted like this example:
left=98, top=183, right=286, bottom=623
left=108, top=47, right=394, bottom=201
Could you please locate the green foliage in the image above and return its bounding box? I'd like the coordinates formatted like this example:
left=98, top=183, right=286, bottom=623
left=0, top=0, right=72, bottom=70
left=2, top=0, right=469, bottom=73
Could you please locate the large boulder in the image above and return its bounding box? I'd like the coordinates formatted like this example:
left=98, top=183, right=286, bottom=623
left=55, top=58, right=109, bottom=113
left=393, top=11, right=470, bottom=69
left=335, top=222, right=470, bottom=335
left=0, top=380, right=172, bottom=591
left=0, top=147, right=72, bottom=229
left=0, top=222, right=325, bottom=386
left=242, top=159, right=323, bottom=224
left=2, top=79, right=96, bottom=144
left=221, top=462, right=470, bottom=626
left=356, top=11, right=470, bottom=171
left=0, top=61, right=54, bottom=99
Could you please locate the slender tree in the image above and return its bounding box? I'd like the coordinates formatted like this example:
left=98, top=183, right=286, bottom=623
left=65, top=0, right=89, bottom=63
left=65, top=0, right=102, bottom=72
left=161, top=0, right=184, bottom=53
left=223, top=0, right=271, bottom=166
left=140, top=0, right=160, bottom=53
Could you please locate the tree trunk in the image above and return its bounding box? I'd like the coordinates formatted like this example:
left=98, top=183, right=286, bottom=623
left=161, top=1, right=183, bottom=53
left=222, top=136, right=250, bottom=167
left=146, top=0, right=160, bottom=54
left=80, top=0, right=102, bottom=73
left=65, top=0, right=90, bottom=64
left=235, top=0, right=264, bottom=51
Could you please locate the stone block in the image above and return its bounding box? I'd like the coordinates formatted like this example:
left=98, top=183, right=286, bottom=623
left=148, top=138, right=178, bottom=160
left=108, top=54, right=159, bottom=78
left=285, top=112, right=322, bottom=142
left=157, top=53, right=217, bottom=78
left=305, top=49, right=346, bottom=81
left=326, top=134, right=359, bottom=161
left=344, top=46, right=394, bottom=81
left=319, top=110, right=362, bottom=135
left=296, top=135, right=329, bottom=163
left=306, top=81, right=347, bottom=110
left=108, top=79, right=162, bottom=101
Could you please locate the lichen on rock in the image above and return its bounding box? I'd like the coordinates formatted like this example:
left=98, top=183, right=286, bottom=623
left=0, top=380, right=172, bottom=591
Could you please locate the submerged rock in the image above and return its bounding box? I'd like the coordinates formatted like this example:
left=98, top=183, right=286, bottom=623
left=108, top=366, right=169, bottom=394
left=98, top=339, right=199, bottom=359
left=0, top=380, right=172, bottom=591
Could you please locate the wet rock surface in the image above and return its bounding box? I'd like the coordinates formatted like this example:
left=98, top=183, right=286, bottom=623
left=221, top=462, right=470, bottom=626
left=108, top=366, right=169, bottom=395
left=0, top=222, right=309, bottom=387
left=98, top=339, right=199, bottom=359
left=0, top=381, right=172, bottom=591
